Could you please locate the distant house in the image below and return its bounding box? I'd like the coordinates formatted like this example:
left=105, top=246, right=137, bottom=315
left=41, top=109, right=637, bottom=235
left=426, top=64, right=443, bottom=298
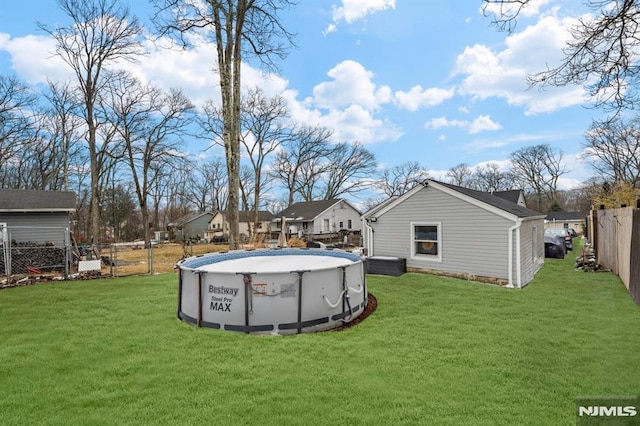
left=0, top=189, right=76, bottom=246
left=362, top=180, right=546, bottom=288
left=276, top=199, right=361, bottom=238
left=545, top=211, right=587, bottom=235
left=493, top=189, right=527, bottom=208
left=167, top=212, right=214, bottom=242
left=204, top=210, right=274, bottom=241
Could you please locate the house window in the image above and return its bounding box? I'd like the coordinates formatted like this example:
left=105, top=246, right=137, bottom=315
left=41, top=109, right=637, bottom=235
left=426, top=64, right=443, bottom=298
left=323, top=219, right=330, bottom=233
left=348, top=220, right=352, bottom=229
left=257, top=222, right=263, bottom=229
left=411, top=222, right=442, bottom=262
left=339, top=221, right=344, bottom=229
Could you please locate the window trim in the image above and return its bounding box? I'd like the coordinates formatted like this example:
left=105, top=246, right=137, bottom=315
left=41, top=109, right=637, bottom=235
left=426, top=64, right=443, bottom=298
left=410, top=221, right=442, bottom=262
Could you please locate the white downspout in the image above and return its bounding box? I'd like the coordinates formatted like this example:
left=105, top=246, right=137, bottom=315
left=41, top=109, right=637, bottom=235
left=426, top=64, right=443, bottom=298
left=362, top=219, right=374, bottom=256
left=507, top=223, right=516, bottom=288
left=515, top=220, right=522, bottom=288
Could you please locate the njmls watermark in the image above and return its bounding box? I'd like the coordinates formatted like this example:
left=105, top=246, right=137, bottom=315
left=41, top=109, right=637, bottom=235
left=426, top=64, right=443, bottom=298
left=576, top=397, right=640, bottom=425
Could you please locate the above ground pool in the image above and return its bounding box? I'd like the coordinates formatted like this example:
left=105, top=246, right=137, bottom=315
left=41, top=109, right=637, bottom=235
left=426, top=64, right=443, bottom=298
left=177, top=248, right=367, bottom=335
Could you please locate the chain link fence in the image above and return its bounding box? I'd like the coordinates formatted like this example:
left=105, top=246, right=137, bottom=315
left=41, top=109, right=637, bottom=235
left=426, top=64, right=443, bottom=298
left=84, top=242, right=156, bottom=277
left=1, top=225, right=72, bottom=280
left=0, top=227, right=158, bottom=282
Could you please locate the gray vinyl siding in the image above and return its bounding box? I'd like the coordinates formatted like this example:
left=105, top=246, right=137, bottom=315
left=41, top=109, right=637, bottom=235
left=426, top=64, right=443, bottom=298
left=370, top=186, right=514, bottom=280
left=174, top=214, right=214, bottom=241
left=0, top=212, right=70, bottom=246
left=519, top=218, right=545, bottom=286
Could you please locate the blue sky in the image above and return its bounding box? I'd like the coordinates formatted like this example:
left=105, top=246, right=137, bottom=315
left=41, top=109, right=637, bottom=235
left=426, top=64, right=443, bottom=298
left=1, top=0, right=599, bottom=194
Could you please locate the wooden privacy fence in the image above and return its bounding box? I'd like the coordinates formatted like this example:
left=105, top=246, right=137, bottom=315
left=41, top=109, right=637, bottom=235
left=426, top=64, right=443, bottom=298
left=590, top=207, right=640, bottom=306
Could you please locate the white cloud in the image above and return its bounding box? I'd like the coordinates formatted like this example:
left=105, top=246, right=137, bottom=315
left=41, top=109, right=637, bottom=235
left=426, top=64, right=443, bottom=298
left=453, top=14, right=590, bottom=115
left=325, top=0, right=395, bottom=34
left=394, top=86, right=455, bottom=111
left=331, top=0, right=395, bottom=24
left=0, top=33, right=70, bottom=84
left=320, top=104, right=403, bottom=143
left=323, top=23, right=337, bottom=36
left=481, top=0, right=553, bottom=20
left=461, top=131, right=562, bottom=153
left=255, top=66, right=403, bottom=144
left=0, top=31, right=291, bottom=110
left=424, top=115, right=501, bottom=134
left=425, top=116, right=467, bottom=130
left=469, top=115, right=502, bottom=133
left=312, top=60, right=392, bottom=111
left=1, top=32, right=401, bottom=145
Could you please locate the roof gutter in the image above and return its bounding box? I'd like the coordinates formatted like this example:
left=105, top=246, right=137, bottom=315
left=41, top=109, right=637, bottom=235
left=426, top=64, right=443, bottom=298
left=0, top=209, right=75, bottom=213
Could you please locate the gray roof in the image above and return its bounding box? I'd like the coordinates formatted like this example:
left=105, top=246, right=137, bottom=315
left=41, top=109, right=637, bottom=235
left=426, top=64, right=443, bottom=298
left=546, top=211, right=587, bottom=221
left=0, top=189, right=75, bottom=212
left=218, top=210, right=274, bottom=222
left=278, top=199, right=349, bottom=221
left=168, top=211, right=213, bottom=227
left=493, top=189, right=522, bottom=204
left=435, top=181, right=543, bottom=218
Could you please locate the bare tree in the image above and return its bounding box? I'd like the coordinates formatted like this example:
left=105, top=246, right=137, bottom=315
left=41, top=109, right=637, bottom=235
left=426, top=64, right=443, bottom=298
left=0, top=75, right=37, bottom=171
left=484, top=0, right=640, bottom=111
left=446, top=162, right=474, bottom=188
left=510, top=144, right=567, bottom=211
left=153, top=0, right=296, bottom=249
left=378, top=161, right=429, bottom=197
left=473, top=163, right=513, bottom=192
left=190, top=157, right=229, bottom=212
left=562, top=177, right=603, bottom=212
left=271, top=124, right=333, bottom=206
left=239, top=88, right=289, bottom=239
left=322, top=142, right=377, bottom=200
left=103, top=71, right=195, bottom=249
left=40, top=0, right=143, bottom=250
left=43, top=81, right=84, bottom=191
left=149, top=159, right=193, bottom=232
left=583, top=115, right=640, bottom=186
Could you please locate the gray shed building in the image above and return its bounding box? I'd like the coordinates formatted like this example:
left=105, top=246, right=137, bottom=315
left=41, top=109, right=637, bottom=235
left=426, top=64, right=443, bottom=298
left=0, top=189, right=76, bottom=246
left=362, top=180, right=546, bottom=288
left=167, top=212, right=214, bottom=242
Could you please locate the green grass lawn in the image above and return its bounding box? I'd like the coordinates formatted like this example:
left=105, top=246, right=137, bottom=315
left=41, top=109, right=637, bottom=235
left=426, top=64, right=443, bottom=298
left=1, top=242, right=639, bottom=425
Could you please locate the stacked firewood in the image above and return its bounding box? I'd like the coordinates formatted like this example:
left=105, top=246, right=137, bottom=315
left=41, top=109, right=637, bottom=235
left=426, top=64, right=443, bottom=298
left=0, top=241, right=66, bottom=275
left=574, top=244, right=608, bottom=272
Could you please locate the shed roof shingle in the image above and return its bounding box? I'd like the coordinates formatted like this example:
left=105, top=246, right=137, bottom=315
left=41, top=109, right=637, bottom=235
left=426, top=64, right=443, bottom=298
left=545, top=211, right=587, bottom=221
left=278, top=199, right=346, bottom=221
left=434, top=181, right=543, bottom=218
left=0, top=189, right=75, bottom=212
left=217, top=210, right=274, bottom=222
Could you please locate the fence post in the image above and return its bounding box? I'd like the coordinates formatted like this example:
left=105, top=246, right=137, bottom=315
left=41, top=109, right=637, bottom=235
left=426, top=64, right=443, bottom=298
left=64, top=227, right=70, bottom=280
left=148, top=244, right=154, bottom=275
left=1, top=223, right=9, bottom=277
left=592, top=210, right=598, bottom=254
left=630, top=210, right=640, bottom=306
left=109, top=244, right=114, bottom=277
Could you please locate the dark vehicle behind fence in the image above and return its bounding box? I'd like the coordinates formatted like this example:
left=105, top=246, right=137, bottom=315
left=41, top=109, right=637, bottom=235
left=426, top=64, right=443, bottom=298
left=545, top=228, right=573, bottom=252
left=544, top=231, right=566, bottom=259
